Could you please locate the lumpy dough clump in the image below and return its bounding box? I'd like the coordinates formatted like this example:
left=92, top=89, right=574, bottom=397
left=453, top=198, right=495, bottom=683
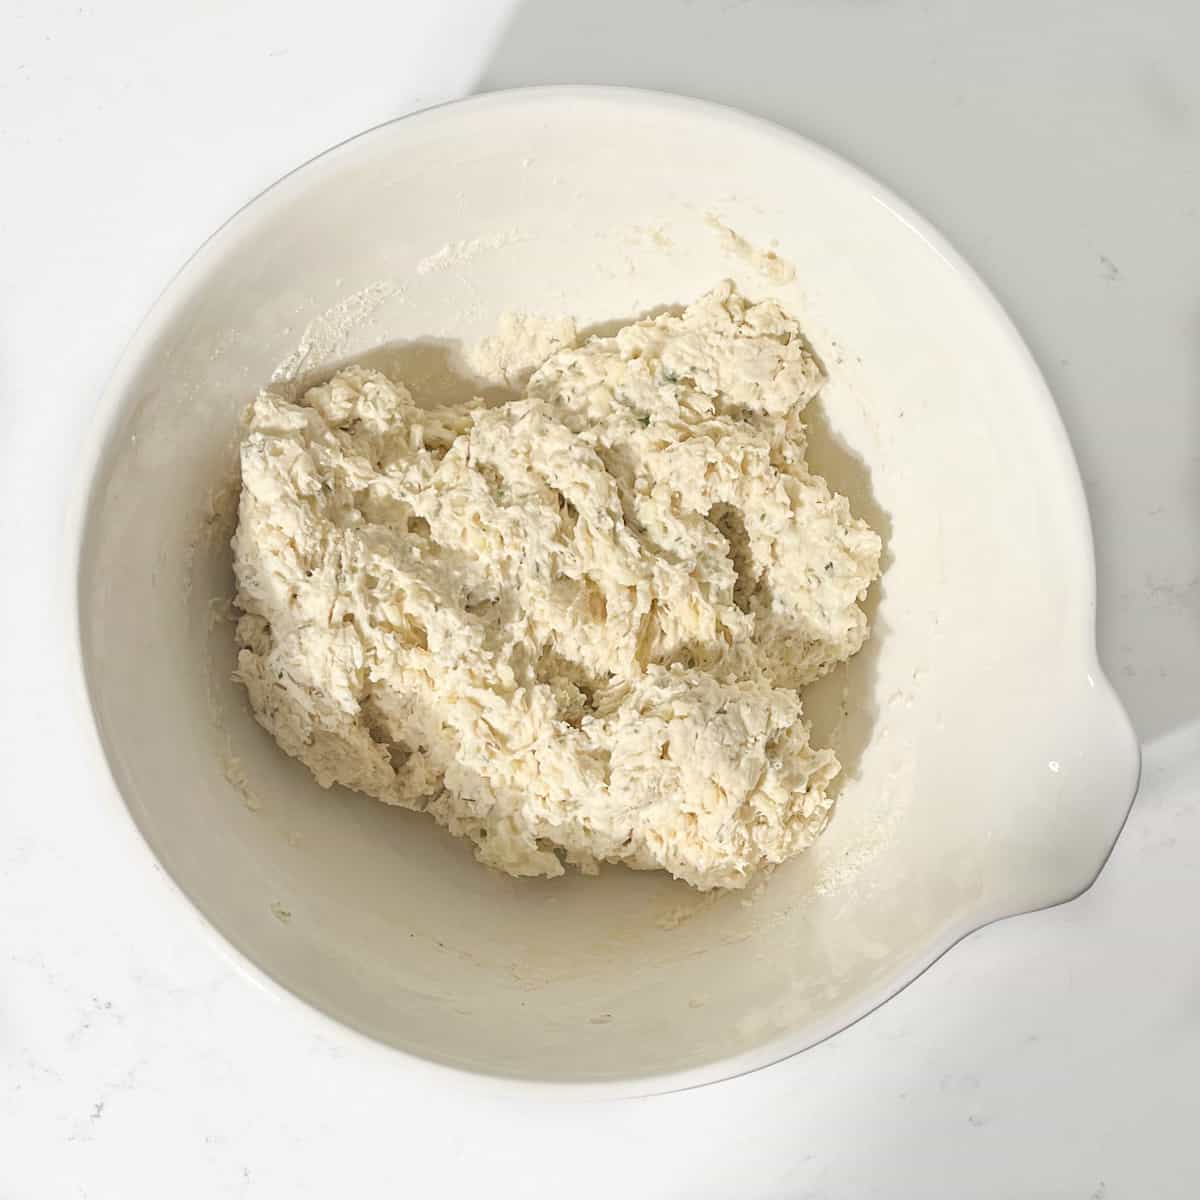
left=232, top=283, right=882, bottom=890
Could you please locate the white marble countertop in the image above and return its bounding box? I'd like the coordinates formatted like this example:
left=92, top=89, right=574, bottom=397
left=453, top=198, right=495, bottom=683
left=3, top=1, right=1197, bottom=1196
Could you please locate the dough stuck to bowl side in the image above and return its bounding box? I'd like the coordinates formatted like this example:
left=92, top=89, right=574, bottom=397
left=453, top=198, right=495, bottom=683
left=231, top=281, right=882, bottom=891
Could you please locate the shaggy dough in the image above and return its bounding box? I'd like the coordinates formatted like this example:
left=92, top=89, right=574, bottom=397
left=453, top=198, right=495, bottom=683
left=233, top=282, right=881, bottom=890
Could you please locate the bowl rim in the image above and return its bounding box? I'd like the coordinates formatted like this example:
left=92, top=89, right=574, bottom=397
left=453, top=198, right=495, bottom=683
left=67, top=83, right=1142, bottom=1099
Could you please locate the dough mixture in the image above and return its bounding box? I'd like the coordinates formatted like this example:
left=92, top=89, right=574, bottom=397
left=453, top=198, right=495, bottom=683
left=233, top=283, right=882, bottom=890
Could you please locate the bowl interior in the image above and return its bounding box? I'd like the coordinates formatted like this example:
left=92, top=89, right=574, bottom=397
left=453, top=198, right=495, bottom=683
left=77, top=90, right=1136, bottom=1086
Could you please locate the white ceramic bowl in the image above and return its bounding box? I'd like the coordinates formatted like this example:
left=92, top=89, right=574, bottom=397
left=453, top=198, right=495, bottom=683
left=73, top=87, right=1139, bottom=1095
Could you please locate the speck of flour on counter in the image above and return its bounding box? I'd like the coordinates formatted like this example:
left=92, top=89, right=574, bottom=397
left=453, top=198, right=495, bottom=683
left=231, top=281, right=882, bottom=891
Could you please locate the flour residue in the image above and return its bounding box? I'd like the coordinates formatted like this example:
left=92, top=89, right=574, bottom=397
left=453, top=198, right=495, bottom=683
left=416, top=231, right=527, bottom=276
left=622, top=223, right=675, bottom=252
left=655, top=888, right=722, bottom=930
left=184, top=473, right=266, bottom=816
left=222, top=752, right=263, bottom=812
left=207, top=596, right=236, bottom=632
left=271, top=282, right=401, bottom=387
left=706, top=214, right=796, bottom=284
